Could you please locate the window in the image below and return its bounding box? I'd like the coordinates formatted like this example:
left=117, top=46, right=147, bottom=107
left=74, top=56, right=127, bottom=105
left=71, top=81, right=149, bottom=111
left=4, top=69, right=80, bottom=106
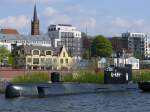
left=46, top=51, right=52, bottom=55
left=63, top=52, right=65, bottom=57
left=33, top=58, right=39, bottom=64
left=27, top=58, right=32, bottom=63
left=41, top=58, right=45, bottom=64
left=33, top=50, right=40, bottom=55
left=60, top=59, right=63, bottom=64
left=66, top=59, right=68, bottom=63
left=22, top=50, right=25, bottom=54
left=45, top=58, right=52, bottom=65
left=53, top=59, right=57, bottom=63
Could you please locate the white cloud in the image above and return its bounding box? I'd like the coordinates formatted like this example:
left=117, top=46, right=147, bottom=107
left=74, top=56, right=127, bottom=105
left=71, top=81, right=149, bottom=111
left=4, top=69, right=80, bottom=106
left=48, top=14, right=71, bottom=24
left=97, top=17, right=150, bottom=37
left=43, top=7, right=57, bottom=17
left=86, top=17, right=96, bottom=28
left=66, top=4, right=84, bottom=13
left=134, top=19, right=145, bottom=26
left=111, top=17, right=146, bottom=28
left=111, top=17, right=131, bottom=28
left=66, top=4, right=97, bottom=16
left=0, top=15, right=30, bottom=29
left=74, top=17, right=96, bottom=30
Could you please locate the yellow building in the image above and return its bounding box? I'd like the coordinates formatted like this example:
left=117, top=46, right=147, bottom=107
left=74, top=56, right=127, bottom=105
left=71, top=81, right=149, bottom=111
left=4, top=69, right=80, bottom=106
left=12, top=45, right=73, bottom=70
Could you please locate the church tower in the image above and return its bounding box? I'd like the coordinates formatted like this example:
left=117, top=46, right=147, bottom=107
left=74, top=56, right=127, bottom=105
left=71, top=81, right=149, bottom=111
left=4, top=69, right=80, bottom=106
left=31, top=4, right=40, bottom=35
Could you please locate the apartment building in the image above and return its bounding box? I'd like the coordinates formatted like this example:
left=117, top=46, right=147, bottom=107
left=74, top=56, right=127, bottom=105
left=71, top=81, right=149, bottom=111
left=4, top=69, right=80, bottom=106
left=48, top=24, right=82, bottom=57
left=122, top=32, right=148, bottom=59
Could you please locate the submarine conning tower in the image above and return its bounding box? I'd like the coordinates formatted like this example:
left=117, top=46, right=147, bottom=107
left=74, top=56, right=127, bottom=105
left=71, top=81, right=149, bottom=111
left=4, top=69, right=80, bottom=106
left=104, top=50, right=132, bottom=84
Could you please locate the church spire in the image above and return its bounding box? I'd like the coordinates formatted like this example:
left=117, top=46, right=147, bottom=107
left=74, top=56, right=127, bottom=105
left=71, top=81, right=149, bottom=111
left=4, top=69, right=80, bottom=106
left=31, top=3, right=40, bottom=35
left=33, top=3, right=38, bottom=21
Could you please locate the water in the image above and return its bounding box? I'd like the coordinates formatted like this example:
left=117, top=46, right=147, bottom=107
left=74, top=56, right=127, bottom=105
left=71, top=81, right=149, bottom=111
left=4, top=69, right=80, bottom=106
left=0, top=90, right=150, bottom=112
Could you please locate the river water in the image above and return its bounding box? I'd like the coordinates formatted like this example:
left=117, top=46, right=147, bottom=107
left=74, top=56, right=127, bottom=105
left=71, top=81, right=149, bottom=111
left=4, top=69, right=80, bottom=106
left=0, top=90, right=150, bottom=112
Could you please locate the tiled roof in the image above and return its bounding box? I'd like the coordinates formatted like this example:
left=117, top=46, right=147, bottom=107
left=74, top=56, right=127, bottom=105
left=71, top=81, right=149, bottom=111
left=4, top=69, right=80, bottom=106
left=16, top=45, right=58, bottom=56
left=0, top=29, right=19, bottom=35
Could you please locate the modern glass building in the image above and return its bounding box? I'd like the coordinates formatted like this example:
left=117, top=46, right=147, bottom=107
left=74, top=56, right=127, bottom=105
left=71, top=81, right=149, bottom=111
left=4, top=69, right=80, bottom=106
left=48, top=24, right=82, bottom=57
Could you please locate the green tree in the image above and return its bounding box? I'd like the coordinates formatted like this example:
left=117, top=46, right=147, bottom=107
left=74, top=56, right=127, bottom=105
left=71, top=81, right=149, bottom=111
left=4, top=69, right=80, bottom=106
left=8, top=54, right=14, bottom=65
left=91, top=35, right=112, bottom=57
left=0, top=46, right=11, bottom=65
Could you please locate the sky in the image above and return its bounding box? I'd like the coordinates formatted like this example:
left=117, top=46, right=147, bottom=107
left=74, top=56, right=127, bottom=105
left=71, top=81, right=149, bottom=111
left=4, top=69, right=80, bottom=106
left=0, top=0, right=150, bottom=37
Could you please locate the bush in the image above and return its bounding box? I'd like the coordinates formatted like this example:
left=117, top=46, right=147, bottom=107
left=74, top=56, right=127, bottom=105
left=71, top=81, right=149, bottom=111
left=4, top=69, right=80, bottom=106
left=13, top=72, right=49, bottom=84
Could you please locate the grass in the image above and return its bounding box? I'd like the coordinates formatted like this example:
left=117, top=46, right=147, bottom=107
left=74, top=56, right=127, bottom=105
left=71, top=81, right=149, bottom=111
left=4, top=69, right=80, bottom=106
left=12, top=72, right=49, bottom=84
left=133, top=70, right=150, bottom=82
left=12, top=69, right=150, bottom=84
left=13, top=70, right=104, bottom=84
left=61, top=69, right=150, bottom=84
left=61, top=71, right=104, bottom=84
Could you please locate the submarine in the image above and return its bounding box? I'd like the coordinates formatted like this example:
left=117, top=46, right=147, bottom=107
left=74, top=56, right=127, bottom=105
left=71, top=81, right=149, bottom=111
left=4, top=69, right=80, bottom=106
left=5, top=83, right=138, bottom=98
left=5, top=64, right=138, bottom=98
left=5, top=51, right=138, bottom=98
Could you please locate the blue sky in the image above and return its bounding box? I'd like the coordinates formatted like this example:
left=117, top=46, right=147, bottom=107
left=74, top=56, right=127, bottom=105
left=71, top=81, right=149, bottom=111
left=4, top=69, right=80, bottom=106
left=0, top=0, right=150, bottom=36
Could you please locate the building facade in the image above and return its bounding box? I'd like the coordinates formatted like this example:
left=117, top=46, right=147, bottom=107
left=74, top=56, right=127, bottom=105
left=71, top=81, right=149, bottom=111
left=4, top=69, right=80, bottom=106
left=114, top=57, right=139, bottom=69
left=12, top=45, right=73, bottom=70
left=48, top=24, right=82, bottom=57
left=0, top=33, right=51, bottom=51
left=109, top=37, right=128, bottom=51
left=122, top=32, right=148, bottom=59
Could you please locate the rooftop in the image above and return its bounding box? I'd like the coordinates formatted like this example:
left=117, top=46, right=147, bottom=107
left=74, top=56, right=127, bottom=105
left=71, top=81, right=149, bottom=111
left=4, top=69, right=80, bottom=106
left=0, top=33, right=51, bottom=41
left=0, top=29, right=19, bottom=35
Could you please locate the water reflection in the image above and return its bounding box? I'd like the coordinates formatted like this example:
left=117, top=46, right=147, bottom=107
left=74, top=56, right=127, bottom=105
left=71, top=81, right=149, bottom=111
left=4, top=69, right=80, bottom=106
left=0, top=90, right=150, bottom=112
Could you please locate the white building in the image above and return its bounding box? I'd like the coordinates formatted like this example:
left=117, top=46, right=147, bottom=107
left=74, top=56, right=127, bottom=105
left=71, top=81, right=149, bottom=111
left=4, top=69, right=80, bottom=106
left=97, top=58, right=107, bottom=69
left=0, top=34, right=51, bottom=51
left=122, top=32, right=148, bottom=58
left=48, top=24, right=82, bottom=57
left=114, top=57, right=140, bottom=69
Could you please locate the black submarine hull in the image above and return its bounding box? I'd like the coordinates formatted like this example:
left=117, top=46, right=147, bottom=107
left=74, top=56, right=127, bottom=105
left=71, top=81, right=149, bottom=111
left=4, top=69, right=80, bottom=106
left=5, top=83, right=138, bottom=98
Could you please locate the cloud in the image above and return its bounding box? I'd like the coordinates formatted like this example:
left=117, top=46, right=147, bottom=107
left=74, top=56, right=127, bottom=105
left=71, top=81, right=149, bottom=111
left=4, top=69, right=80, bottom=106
left=77, top=17, right=96, bottom=29
left=134, top=19, right=145, bottom=26
left=97, top=17, right=150, bottom=37
left=111, top=17, right=146, bottom=28
left=0, top=15, right=30, bottom=29
left=66, top=4, right=84, bottom=13
left=42, top=7, right=57, bottom=17
left=66, top=4, right=97, bottom=16
left=42, top=4, right=97, bottom=32
left=48, top=14, right=71, bottom=24
left=111, top=17, right=131, bottom=28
